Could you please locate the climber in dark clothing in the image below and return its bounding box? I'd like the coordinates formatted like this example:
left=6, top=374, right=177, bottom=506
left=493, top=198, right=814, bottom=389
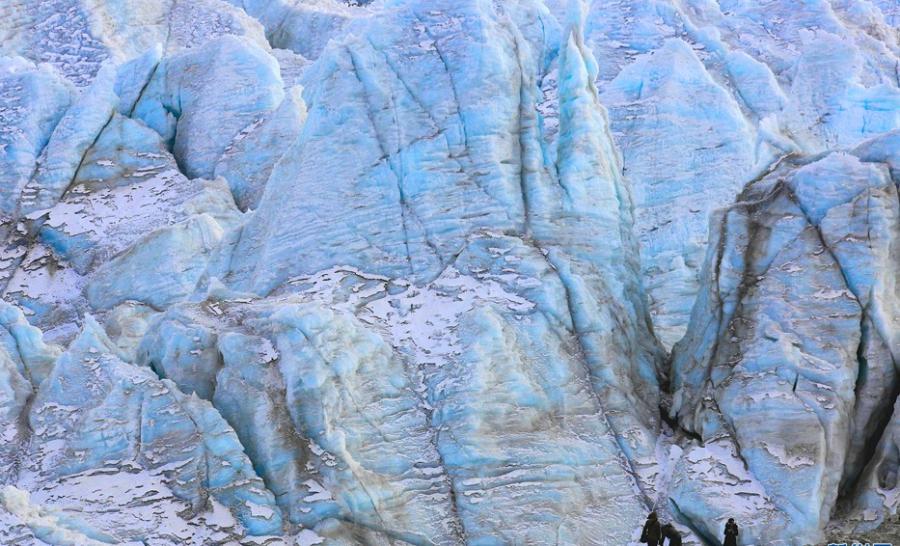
left=661, top=523, right=682, bottom=546
left=724, top=518, right=739, bottom=546
left=641, top=512, right=662, bottom=546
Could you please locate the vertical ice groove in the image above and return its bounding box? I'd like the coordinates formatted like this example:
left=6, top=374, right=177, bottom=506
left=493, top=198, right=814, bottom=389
left=536, top=0, right=662, bottom=484
left=345, top=45, right=416, bottom=274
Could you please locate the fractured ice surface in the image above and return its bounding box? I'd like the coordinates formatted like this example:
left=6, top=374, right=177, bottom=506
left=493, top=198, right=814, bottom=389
left=580, top=0, right=900, bottom=348
left=670, top=137, right=900, bottom=544
left=0, top=0, right=898, bottom=543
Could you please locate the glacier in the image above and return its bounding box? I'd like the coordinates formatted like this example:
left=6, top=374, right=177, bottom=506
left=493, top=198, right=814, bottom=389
left=0, top=0, right=898, bottom=544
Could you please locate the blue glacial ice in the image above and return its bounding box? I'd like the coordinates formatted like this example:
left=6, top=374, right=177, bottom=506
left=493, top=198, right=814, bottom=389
left=0, top=0, right=897, bottom=544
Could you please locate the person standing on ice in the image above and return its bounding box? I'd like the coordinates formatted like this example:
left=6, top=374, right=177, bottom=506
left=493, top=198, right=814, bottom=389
left=640, top=512, right=662, bottom=545
left=660, top=523, right=682, bottom=546
left=723, top=518, right=739, bottom=546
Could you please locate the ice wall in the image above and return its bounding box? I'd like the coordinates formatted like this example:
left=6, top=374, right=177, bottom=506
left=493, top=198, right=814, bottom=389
left=669, top=136, right=900, bottom=544
left=0, top=0, right=898, bottom=543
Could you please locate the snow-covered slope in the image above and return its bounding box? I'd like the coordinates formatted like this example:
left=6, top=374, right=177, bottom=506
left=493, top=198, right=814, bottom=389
left=0, top=0, right=897, bottom=544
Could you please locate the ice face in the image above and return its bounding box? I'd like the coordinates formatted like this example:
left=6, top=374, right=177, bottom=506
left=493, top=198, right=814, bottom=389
left=131, top=35, right=286, bottom=180
left=580, top=0, right=900, bottom=349
left=669, top=140, right=900, bottom=544
left=0, top=0, right=898, bottom=543
left=0, top=0, right=269, bottom=87
left=218, top=0, right=366, bottom=61
left=0, top=310, right=283, bottom=544
left=134, top=248, right=652, bottom=543
left=0, top=59, right=71, bottom=220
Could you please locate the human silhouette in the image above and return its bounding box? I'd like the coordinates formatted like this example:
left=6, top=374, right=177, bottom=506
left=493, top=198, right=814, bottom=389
left=640, top=512, right=662, bottom=546
left=724, top=517, right=739, bottom=546
left=661, top=522, right=682, bottom=546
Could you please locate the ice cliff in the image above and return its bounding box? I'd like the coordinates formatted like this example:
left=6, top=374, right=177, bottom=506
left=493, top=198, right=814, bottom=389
left=0, top=0, right=897, bottom=544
